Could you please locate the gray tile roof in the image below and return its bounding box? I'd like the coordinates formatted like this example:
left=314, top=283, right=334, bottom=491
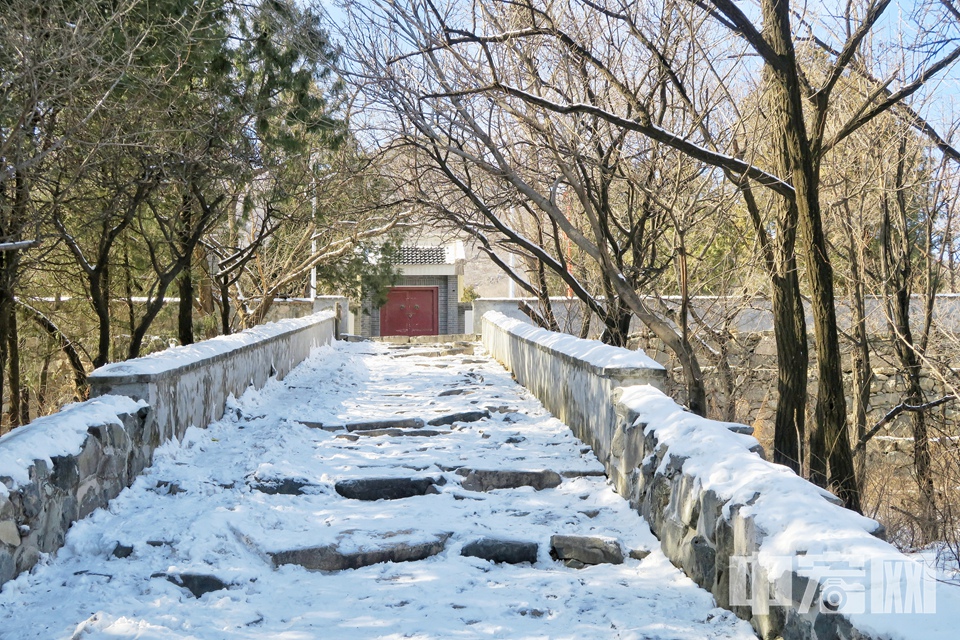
left=398, top=246, right=447, bottom=265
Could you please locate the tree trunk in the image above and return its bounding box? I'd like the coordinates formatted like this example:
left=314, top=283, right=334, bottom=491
left=17, top=300, right=87, bottom=398
left=178, top=267, right=194, bottom=346
left=123, top=232, right=136, bottom=361
left=90, top=270, right=111, bottom=368
left=0, top=257, right=10, bottom=431
left=218, top=278, right=232, bottom=335
left=177, top=189, right=195, bottom=346
left=599, top=300, right=632, bottom=348
left=6, top=306, right=23, bottom=428
left=771, top=269, right=808, bottom=475
left=244, top=292, right=277, bottom=329
left=845, top=216, right=873, bottom=483
left=608, top=275, right=707, bottom=415
left=799, top=172, right=860, bottom=510
left=532, top=233, right=559, bottom=332
left=578, top=301, right=592, bottom=339
left=38, top=342, right=51, bottom=414
left=739, top=179, right=808, bottom=475
left=763, top=0, right=860, bottom=510
left=887, top=263, right=936, bottom=542
left=128, top=273, right=181, bottom=359
left=715, top=325, right=737, bottom=423
left=518, top=300, right=552, bottom=329
left=881, top=153, right=937, bottom=543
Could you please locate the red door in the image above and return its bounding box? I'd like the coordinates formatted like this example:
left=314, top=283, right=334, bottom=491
left=380, top=287, right=439, bottom=336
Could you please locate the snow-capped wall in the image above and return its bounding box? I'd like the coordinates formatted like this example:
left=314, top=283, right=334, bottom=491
left=88, top=311, right=337, bottom=444
left=480, top=311, right=667, bottom=475
left=0, top=398, right=151, bottom=586
left=482, top=311, right=957, bottom=640
left=0, top=312, right=336, bottom=588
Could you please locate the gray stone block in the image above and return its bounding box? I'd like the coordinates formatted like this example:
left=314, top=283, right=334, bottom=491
left=680, top=533, right=716, bottom=590
left=341, top=428, right=448, bottom=438
left=77, top=478, right=103, bottom=519
left=0, top=520, right=20, bottom=547
left=427, top=410, right=490, bottom=426
left=0, top=496, right=13, bottom=520
left=673, top=474, right=701, bottom=527
left=76, top=438, right=103, bottom=478
left=15, top=544, right=40, bottom=575
left=628, top=548, right=651, bottom=561
left=0, top=548, right=14, bottom=585
left=344, top=418, right=426, bottom=432
left=271, top=533, right=450, bottom=571
left=251, top=478, right=311, bottom=495
left=460, top=538, right=538, bottom=564
left=550, top=535, right=624, bottom=565
left=438, top=388, right=473, bottom=397
left=166, top=573, right=229, bottom=598
left=28, top=459, right=49, bottom=485
left=335, top=476, right=443, bottom=501
left=457, top=469, right=561, bottom=492
left=658, top=517, right=688, bottom=559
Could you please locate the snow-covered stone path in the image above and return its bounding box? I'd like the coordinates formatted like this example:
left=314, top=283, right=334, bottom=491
left=0, top=341, right=757, bottom=639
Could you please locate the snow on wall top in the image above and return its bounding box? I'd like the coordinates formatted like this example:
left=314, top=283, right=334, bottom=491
left=0, top=395, right=146, bottom=495
left=618, top=385, right=882, bottom=555
left=617, top=385, right=959, bottom=638
left=482, top=310, right=665, bottom=372
left=88, top=311, right=335, bottom=380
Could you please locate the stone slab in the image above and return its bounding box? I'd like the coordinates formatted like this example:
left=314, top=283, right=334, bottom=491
left=461, top=538, right=539, bottom=564
left=550, top=535, right=624, bottom=566
left=457, top=469, right=562, bottom=492
left=335, top=477, right=443, bottom=501
left=270, top=534, right=451, bottom=572
left=427, top=411, right=490, bottom=426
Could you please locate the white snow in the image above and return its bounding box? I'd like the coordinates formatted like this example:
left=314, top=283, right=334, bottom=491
left=88, top=311, right=334, bottom=378
left=0, top=395, right=145, bottom=495
left=0, top=341, right=753, bottom=639
left=484, top=311, right=665, bottom=371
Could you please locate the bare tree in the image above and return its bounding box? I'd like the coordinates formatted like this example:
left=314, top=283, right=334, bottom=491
left=343, top=0, right=723, bottom=414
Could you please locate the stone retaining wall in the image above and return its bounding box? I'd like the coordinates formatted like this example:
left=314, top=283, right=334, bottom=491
left=0, top=398, right=151, bottom=585
left=0, top=312, right=336, bottom=588
left=481, top=311, right=666, bottom=474
left=88, top=311, right=336, bottom=443
left=482, top=310, right=956, bottom=640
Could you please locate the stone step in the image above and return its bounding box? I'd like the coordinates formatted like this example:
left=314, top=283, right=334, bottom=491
left=460, top=538, right=538, bottom=564
left=162, top=573, right=230, bottom=598
left=335, top=428, right=449, bottom=441
left=300, top=417, right=427, bottom=432
left=427, top=410, right=490, bottom=426
left=334, top=476, right=444, bottom=501
left=249, top=478, right=312, bottom=495
left=550, top=535, right=624, bottom=567
left=270, top=533, right=451, bottom=572
left=438, top=388, right=474, bottom=397
left=457, top=468, right=562, bottom=492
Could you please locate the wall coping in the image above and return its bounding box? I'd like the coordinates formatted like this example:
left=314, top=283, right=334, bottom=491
left=616, top=384, right=886, bottom=544
left=482, top=310, right=665, bottom=380
left=0, top=395, right=145, bottom=495
left=88, top=311, right=335, bottom=384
